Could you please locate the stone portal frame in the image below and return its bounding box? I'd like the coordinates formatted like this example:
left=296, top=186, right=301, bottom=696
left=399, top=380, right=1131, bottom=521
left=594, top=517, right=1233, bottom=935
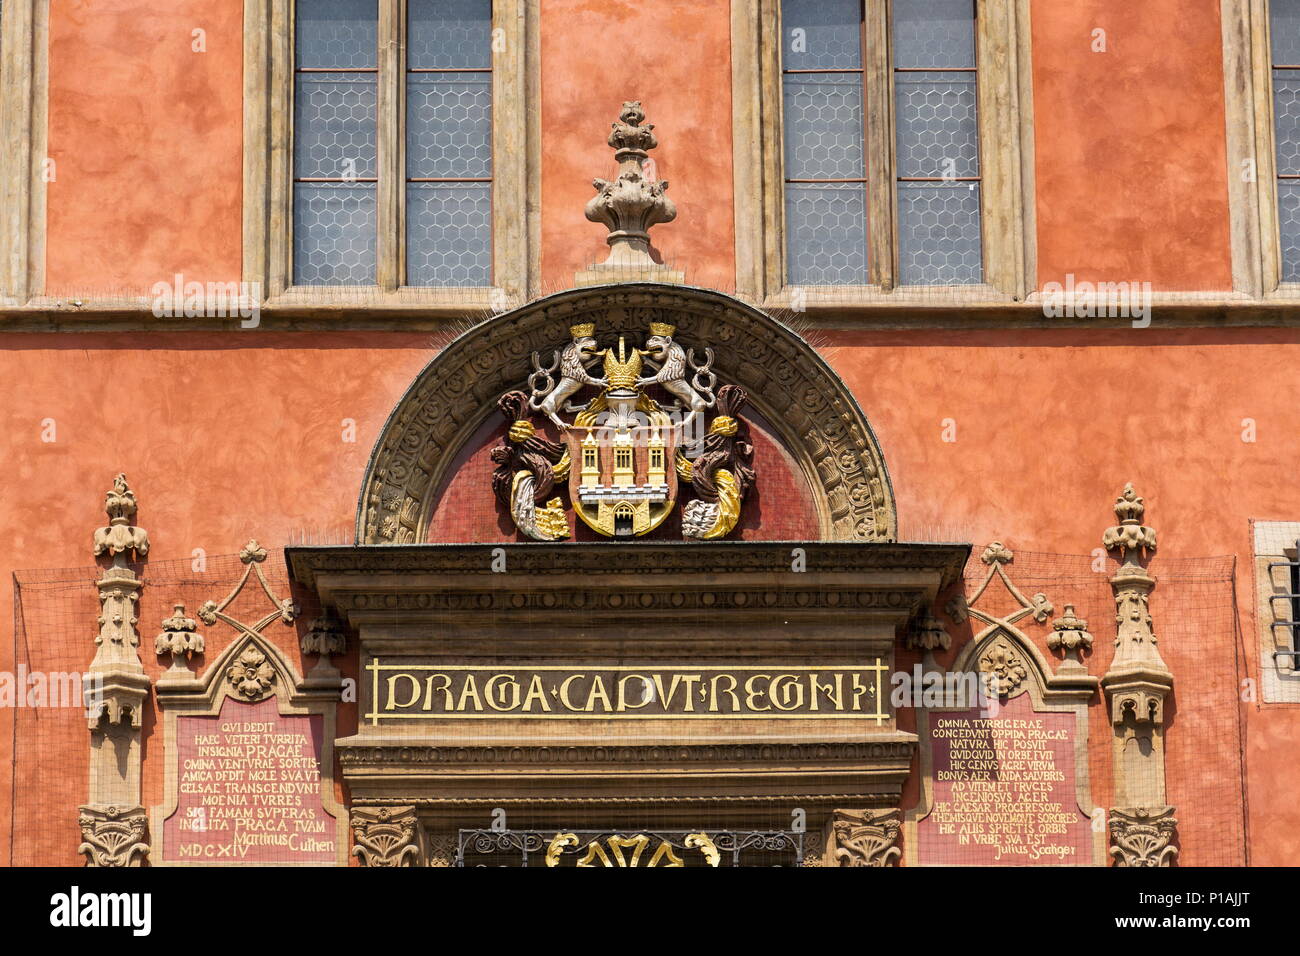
left=0, top=0, right=48, bottom=305
left=290, top=540, right=968, bottom=863
left=357, top=283, right=898, bottom=544
left=904, top=623, right=1104, bottom=867
left=149, top=632, right=350, bottom=867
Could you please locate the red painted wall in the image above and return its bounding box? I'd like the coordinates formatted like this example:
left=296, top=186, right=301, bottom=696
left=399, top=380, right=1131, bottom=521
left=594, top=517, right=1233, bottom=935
left=537, top=0, right=737, bottom=292
left=45, top=0, right=243, bottom=296
left=1030, top=0, right=1234, bottom=290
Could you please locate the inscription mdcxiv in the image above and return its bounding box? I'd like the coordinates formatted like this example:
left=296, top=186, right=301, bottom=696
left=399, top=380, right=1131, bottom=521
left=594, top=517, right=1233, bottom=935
left=364, top=661, right=888, bottom=724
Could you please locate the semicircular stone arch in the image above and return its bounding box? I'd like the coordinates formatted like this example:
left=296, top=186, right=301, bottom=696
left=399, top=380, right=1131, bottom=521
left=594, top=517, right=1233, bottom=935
left=357, top=283, right=897, bottom=544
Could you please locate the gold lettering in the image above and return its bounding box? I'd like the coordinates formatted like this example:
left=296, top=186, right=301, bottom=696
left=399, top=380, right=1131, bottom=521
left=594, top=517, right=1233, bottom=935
left=770, top=674, right=804, bottom=711
left=850, top=673, right=869, bottom=711
left=709, top=674, right=739, bottom=713
left=584, top=675, right=613, bottom=712
left=456, top=674, right=483, bottom=712
left=617, top=674, right=654, bottom=712
left=559, top=674, right=585, bottom=712
left=744, top=673, right=772, bottom=712
left=811, top=672, right=843, bottom=712
left=486, top=674, right=520, bottom=712
left=423, top=673, right=452, bottom=712
left=652, top=673, right=684, bottom=711
left=384, top=673, right=420, bottom=711
left=521, top=674, right=551, bottom=712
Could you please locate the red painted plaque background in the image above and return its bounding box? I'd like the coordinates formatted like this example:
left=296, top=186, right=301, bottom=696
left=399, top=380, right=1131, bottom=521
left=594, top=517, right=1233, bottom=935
left=161, top=696, right=336, bottom=864
left=916, top=693, right=1092, bottom=866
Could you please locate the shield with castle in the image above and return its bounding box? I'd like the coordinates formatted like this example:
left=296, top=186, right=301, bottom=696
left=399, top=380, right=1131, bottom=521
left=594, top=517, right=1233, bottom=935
left=490, top=319, right=757, bottom=541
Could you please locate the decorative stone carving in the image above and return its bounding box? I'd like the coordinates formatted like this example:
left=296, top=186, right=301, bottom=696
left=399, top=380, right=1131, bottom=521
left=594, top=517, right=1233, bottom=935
left=490, top=390, right=570, bottom=541
left=226, top=645, right=277, bottom=701
left=351, top=807, right=421, bottom=867
left=198, top=539, right=296, bottom=631
left=77, top=805, right=149, bottom=868
left=87, top=473, right=151, bottom=729
left=301, top=607, right=348, bottom=682
left=1101, top=484, right=1172, bottom=725
left=1100, top=484, right=1176, bottom=853
left=428, top=833, right=456, bottom=868
left=83, top=474, right=151, bottom=866
left=1109, top=807, right=1178, bottom=867
left=155, top=603, right=202, bottom=675
left=357, top=284, right=898, bottom=545
left=977, top=636, right=1029, bottom=696
left=579, top=101, right=681, bottom=284
left=906, top=610, right=951, bottom=675
left=830, top=809, right=902, bottom=867
left=1049, top=604, right=1093, bottom=675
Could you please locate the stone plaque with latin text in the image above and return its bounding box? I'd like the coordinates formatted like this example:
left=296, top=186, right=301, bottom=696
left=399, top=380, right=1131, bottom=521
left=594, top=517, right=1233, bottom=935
left=915, top=693, right=1093, bottom=865
left=160, top=697, right=338, bottom=864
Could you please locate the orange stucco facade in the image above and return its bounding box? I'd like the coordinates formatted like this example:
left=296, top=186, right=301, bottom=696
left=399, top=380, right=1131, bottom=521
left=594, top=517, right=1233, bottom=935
left=2, top=0, right=1293, bottom=867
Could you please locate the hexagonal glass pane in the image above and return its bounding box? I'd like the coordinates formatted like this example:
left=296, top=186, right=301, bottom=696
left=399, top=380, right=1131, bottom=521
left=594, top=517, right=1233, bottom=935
left=296, top=0, right=377, bottom=69
left=1274, top=69, right=1300, bottom=176
left=897, top=181, right=982, bottom=285
left=294, top=73, right=378, bottom=179
left=893, top=0, right=975, bottom=70
left=293, top=183, right=378, bottom=285
left=409, top=0, right=492, bottom=69
left=1273, top=0, right=1300, bottom=65
left=1279, top=180, right=1300, bottom=282
left=784, top=182, right=868, bottom=285
left=782, top=73, right=864, bottom=180
left=781, top=0, right=862, bottom=70
left=895, top=72, right=978, bottom=178
left=406, top=182, right=492, bottom=287
left=406, top=73, right=492, bottom=178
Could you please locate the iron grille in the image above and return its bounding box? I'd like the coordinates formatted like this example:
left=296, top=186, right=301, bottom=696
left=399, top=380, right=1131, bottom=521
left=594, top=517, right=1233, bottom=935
left=1268, top=539, right=1300, bottom=665
left=456, top=829, right=805, bottom=867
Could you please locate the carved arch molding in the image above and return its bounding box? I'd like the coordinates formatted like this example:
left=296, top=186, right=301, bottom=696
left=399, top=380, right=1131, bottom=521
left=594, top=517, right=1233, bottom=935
left=358, top=284, right=897, bottom=544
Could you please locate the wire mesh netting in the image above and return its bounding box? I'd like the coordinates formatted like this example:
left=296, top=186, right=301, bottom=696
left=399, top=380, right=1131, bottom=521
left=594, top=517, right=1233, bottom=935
left=11, top=546, right=1245, bottom=866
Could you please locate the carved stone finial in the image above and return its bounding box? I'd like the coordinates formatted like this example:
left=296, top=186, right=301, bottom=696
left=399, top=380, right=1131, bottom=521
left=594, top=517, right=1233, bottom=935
left=1102, top=482, right=1157, bottom=563
left=92, top=473, right=149, bottom=564
left=1109, top=807, right=1178, bottom=867
left=829, top=809, right=902, bottom=867
left=1100, top=484, right=1171, bottom=726
left=579, top=101, right=682, bottom=285
left=1048, top=603, right=1093, bottom=674
left=351, top=806, right=421, bottom=867
left=155, top=603, right=203, bottom=675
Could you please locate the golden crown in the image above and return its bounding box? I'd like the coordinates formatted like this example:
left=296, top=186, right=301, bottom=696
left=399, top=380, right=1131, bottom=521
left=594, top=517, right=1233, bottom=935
left=570, top=322, right=595, bottom=338
left=648, top=321, right=676, bottom=337
left=602, top=337, right=643, bottom=389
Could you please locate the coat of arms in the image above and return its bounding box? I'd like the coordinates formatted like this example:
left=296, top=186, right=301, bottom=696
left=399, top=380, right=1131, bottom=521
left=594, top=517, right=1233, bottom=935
left=491, top=320, right=757, bottom=540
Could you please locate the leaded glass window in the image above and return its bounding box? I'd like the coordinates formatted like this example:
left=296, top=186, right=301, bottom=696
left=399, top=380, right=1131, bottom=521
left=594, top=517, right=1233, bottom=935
left=778, top=0, right=984, bottom=288
left=893, top=0, right=981, bottom=285
left=292, top=0, right=493, bottom=287
left=1272, top=0, right=1300, bottom=282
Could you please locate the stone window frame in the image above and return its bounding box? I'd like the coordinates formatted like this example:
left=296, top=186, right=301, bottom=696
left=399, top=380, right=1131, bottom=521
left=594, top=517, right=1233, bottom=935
left=0, top=0, right=48, bottom=306
left=1224, top=0, right=1300, bottom=297
left=243, top=0, right=535, bottom=312
left=733, top=0, right=1036, bottom=309
left=1251, top=520, right=1300, bottom=702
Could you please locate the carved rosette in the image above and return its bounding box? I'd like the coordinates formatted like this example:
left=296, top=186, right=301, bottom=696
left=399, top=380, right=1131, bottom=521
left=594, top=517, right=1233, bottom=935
left=1109, top=807, right=1178, bottom=867
left=226, top=645, right=277, bottom=701
left=830, top=809, right=902, bottom=867
left=978, top=637, right=1029, bottom=697
left=351, top=807, right=421, bottom=867
left=78, top=805, right=149, bottom=868
left=584, top=101, right=677, bottom=272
